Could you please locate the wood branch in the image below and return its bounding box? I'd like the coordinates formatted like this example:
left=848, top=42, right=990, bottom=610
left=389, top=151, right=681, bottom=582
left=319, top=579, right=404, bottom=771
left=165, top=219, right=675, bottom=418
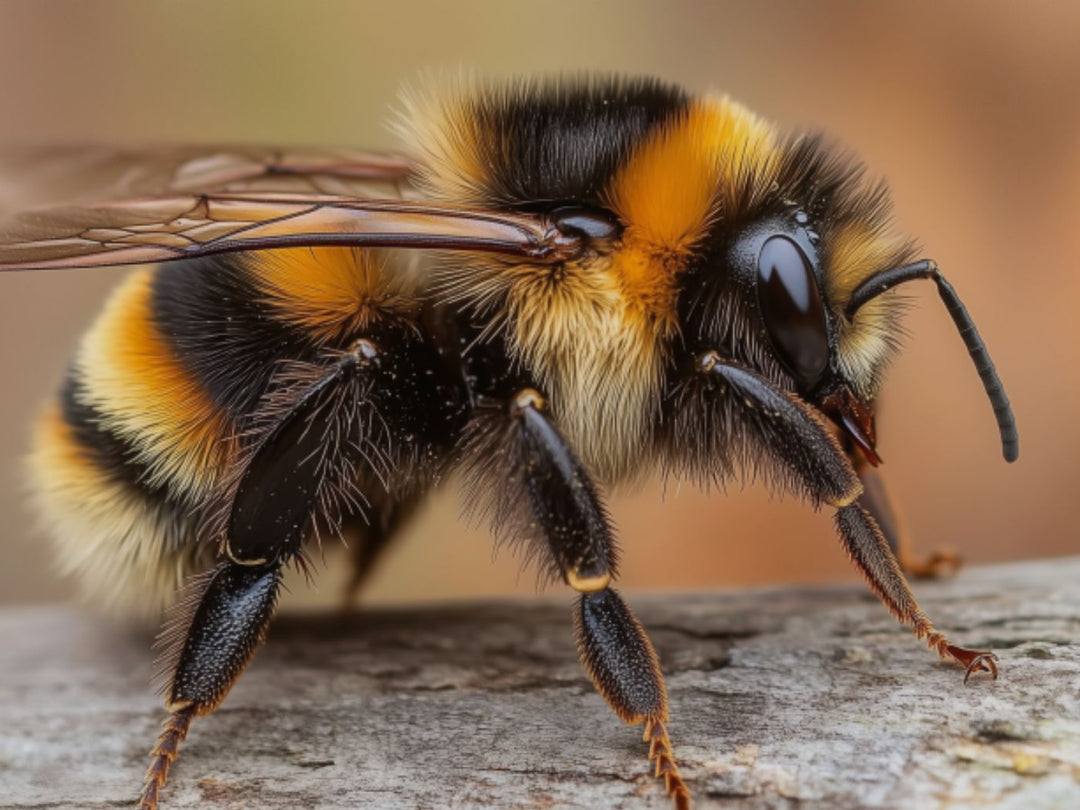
left=2, top=557, right=1078, bottom=809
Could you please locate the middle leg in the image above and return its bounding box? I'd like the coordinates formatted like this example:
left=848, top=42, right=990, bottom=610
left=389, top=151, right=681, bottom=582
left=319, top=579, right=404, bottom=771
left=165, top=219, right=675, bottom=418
left=462, top=387, right=691, bottom=810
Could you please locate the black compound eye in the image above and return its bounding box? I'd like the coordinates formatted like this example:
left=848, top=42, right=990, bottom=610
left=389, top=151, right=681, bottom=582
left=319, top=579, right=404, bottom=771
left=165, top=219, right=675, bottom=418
left=756, top=235, right=829, bottom=386
left=550, top=205, right=622, bottom=241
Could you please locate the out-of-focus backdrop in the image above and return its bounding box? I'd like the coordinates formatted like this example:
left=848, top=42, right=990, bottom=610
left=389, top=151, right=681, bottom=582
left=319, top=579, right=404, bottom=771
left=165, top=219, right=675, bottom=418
left=1, top=1, right=1077, bottom=610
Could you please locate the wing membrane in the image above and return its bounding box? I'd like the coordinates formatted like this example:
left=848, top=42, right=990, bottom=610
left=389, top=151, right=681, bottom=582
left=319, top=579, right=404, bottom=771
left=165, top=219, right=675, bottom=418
left=0, top=145, right=413, bottom=213
left=0, top=146, right=583, bottom=270
left=0, top=193, right=579, bottom=271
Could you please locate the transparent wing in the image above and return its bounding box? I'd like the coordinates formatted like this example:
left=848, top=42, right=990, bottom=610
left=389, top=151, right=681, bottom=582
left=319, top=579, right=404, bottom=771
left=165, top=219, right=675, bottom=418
left=0, top=144, right=413, bottom=212
left=0, top=192, right=579, bottom=271
left=0, top=147, right=581, bottom=271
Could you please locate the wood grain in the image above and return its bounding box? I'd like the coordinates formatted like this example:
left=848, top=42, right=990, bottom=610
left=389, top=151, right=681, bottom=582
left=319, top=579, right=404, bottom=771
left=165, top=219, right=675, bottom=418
left=1, top=557, right=1078, bottom=809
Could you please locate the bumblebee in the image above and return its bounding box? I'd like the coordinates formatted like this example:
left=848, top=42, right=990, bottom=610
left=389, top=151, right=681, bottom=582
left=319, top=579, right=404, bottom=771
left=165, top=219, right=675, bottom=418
left=0, top=76, right=1018, bottom=810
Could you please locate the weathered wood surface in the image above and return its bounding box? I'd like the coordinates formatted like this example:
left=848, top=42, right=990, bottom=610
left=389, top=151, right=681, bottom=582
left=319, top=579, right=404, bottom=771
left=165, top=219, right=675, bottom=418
left=1, top=557, right=1078, bottom=810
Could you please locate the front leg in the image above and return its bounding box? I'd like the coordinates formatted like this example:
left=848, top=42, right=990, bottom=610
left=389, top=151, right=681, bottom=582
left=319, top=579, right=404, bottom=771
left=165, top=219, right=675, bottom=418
left=694, top=353, right=996, bottom=681
left=462, top=388, right=690, bottom=809
left=836, top=503, right=995, bottom=680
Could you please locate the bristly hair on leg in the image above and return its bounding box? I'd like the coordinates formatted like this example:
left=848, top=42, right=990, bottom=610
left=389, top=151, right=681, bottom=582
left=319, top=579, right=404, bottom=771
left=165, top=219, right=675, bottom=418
left=662, top=356, right=859, bottom=509
left=457, top=406, right=563, bottom=587
left=139, top=703, right=196, bottom=810
left=458, top=397, right=619, bottom=589
left=198, top=349, right=394, bottom=560
left=151, top=565, right=219, bottom=696
left=660, top=361, right=812, bottom=500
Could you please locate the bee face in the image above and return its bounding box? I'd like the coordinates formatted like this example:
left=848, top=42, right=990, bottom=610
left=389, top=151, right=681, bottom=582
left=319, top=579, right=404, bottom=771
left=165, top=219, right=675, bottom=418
left=696, top=195, right=909, bottom=395
left=672, top=129, right=915, bottom=394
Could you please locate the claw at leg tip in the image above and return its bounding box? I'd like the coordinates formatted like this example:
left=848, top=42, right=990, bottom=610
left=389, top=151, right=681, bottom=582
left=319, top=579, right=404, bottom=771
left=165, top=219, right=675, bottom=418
left=963, top=652, right=999, bottom=684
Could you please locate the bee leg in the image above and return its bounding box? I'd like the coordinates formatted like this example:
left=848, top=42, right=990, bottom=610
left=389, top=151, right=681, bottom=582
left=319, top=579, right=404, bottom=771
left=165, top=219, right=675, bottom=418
left=850, top=451, right=960, bottom=579
left=141, top=559, right=283, bottom=809
left=142, top=340, right=401, bottom=807
left=699, top=356, right=995, bottom=682
left=504, top=388, right=616, bottom=590
left=497, top=390, right=691, bottom=809
left=835, top=504, right=996, bottom=681
left=576, top=588, right=691, bottom=810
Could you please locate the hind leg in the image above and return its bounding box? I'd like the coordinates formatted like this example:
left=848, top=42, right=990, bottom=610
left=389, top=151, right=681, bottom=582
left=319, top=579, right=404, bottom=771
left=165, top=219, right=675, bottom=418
left=140, top=333, right=465, bottom=808
left=141, top=560, right=283, bottom=808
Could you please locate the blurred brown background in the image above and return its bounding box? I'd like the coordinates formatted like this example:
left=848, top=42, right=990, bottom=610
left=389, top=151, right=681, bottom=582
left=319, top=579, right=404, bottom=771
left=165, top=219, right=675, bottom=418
left=1, top=1, right=1077, bottom=610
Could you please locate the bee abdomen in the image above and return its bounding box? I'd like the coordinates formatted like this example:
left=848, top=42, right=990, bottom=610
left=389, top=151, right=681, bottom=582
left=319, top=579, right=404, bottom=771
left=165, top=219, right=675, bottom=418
left=29, top=247, right=431, bottom=613
left=27, top=396, right=206, bottom=615
left=29, top=268, right=233, bottom=613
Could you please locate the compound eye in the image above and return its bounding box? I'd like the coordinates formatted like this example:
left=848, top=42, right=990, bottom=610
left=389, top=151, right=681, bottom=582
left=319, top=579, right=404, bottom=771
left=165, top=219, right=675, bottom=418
left=756, top=235, right=829, bottom=386
left=550, top=205, right=622, bottom=241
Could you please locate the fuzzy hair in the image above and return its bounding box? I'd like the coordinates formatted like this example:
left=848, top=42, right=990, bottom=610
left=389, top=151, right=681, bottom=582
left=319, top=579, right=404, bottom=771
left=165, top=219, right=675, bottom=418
left=457, top=405, right=619, bottom=587
left=396, top=77, right=916, bottom=484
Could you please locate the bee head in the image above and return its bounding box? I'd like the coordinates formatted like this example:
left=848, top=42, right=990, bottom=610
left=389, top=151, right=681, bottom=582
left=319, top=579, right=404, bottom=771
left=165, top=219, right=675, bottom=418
left=718, top=205, right=883, bottom=462
left=699, top=182, right=1017, bottom=466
